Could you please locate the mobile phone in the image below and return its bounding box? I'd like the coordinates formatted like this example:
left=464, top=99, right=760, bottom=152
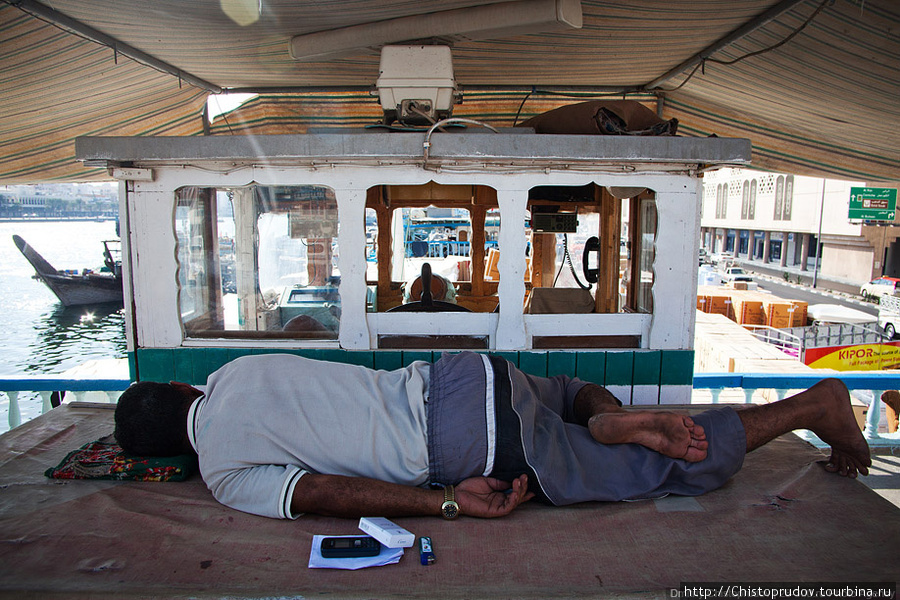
left=320, top=536, right=382, bottom=558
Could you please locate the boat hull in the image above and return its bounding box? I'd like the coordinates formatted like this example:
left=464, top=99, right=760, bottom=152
left=13, top=235, right=123, bottom=307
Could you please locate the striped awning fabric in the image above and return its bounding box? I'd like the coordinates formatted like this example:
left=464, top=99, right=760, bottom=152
left=1, top=0, right=897, bottom=183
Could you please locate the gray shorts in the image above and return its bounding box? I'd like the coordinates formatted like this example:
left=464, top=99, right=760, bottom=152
left=427, top=352, right=747, bottom=505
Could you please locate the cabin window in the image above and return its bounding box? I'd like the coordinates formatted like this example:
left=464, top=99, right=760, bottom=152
left=633, top=197, right=657, bottom=314
left=175, top=185, right=340, bottom=340
left=526, top=184, right=629, bottom=316
left=366, top=183, right=500, bottom=314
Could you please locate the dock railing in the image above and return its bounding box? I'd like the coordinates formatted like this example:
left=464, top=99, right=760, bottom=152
left=2, top=372, right=900, bottom=444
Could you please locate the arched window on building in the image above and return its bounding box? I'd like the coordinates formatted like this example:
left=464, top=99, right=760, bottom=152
left=783, top=175, right=794, bottom=220
left=741, top=180, right=750, bottom=219
left=774, top=176, right=785, bottom=220
left=749, top=180, right=757, bottom=220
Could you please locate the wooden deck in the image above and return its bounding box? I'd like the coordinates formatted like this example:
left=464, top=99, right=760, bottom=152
left=1, top=402, right=898, bottom=599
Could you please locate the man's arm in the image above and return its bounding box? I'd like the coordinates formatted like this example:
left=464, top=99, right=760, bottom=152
left=290, top=473, right=533, bottom=519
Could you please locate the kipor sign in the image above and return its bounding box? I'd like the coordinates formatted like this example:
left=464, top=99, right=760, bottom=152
left=805, top=342, right=900, bottom=371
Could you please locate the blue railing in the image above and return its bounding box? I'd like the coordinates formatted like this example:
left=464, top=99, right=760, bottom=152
left=2, top=372, right=899, bottom=444
left=1, top=376, right=131, bottom=430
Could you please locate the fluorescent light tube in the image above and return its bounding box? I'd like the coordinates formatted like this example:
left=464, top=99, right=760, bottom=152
left=289, top=0, right=582, bottom=61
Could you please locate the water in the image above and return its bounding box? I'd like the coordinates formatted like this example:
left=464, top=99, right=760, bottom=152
left=0, top=220, right=126, bottom=432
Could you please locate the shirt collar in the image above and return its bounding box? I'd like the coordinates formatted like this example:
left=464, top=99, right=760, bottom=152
left=186, top=395, right=205, bottom=453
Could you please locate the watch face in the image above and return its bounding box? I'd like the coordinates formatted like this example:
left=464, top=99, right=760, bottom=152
left=442, top=502, right=459, bottom=519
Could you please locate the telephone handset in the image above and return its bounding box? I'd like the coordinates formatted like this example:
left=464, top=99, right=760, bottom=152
left=582, top=236, right=600, bottom=284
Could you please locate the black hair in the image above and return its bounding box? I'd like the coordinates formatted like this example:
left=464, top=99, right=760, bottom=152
left=114, top=382, right=192, bottom=456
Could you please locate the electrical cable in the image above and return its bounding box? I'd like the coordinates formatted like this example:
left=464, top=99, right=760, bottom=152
left=552, top=233, right=591, bottom=290
left=423, top=117, right=499, bottom=165
left=513, top=89, right=642, bottom=126
left=654, top=0, right=830, bottom=92
left=706, top=0, right=829, bottom=66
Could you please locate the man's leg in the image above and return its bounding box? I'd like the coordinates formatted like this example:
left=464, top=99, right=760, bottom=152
left=578, top=378, right=870, bottom=478
left=736, top=378, right=870, bottom=478
left=492, top=359, right=745, bottom=504
left=576, top=384, right=710, bottom=462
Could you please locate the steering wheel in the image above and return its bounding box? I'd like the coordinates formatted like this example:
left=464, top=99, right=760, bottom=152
left=386, top=263, right=471, bottom=313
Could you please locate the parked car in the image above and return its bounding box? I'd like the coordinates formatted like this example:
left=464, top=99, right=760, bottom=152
left=720, top=266, right=753, bottom=285
left=698, top=248, right=713, bottom=266
left=860, top=276, right=900, bottom=302
left=878, top=294, right=900, bottom=338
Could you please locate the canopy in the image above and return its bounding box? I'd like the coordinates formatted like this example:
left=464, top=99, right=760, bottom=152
left=1, top=0, right=897, bottom=183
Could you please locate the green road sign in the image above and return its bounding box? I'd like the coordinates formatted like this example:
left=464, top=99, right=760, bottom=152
left=849, top=187, right=897, bottom=221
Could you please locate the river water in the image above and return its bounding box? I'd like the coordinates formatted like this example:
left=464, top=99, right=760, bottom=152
left=0, top=220, right=126, bottom=432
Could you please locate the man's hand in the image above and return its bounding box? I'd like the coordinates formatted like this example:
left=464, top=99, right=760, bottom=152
left=455, top=474, right=535, bottom=518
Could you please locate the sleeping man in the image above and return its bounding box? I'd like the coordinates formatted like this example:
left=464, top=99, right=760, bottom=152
left=113, top=352, right=870, bottom=520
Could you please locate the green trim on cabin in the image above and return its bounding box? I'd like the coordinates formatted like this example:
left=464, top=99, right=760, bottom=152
left=660, top=350, right=695, bottom=386
left=548, top=352, right=577, bottom=380
left=517, top=352, right=548, bottom=377
left=632, top=351, right=662, bottom=386
left=603, top=352, right=635, bottom=386
left=131, top=348, right=694, bottom=391
left=575, top=352, right=606, bottom=386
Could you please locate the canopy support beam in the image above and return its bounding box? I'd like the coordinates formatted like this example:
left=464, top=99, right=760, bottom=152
left=7, top=0, right=223, bottom=94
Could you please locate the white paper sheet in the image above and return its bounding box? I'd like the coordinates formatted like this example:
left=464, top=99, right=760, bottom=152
left=308, top=535, right=404, bottom=570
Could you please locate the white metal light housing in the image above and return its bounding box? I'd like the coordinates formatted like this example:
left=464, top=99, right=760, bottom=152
left=376, top=46, right=457, bottom=125
left=289, top=0, right=583, bottom=61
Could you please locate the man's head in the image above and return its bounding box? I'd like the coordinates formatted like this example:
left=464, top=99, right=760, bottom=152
left=114, top=381, right=198, bottom=456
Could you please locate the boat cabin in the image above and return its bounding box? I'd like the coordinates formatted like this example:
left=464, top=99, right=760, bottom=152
left=78, top=130, right=749, bottom=402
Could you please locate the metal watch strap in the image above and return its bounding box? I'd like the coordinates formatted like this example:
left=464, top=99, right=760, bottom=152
left=441, top=484, right=459, bottom=520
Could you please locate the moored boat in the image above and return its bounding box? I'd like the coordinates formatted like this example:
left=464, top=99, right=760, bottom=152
left=12, top=234, right=123, bottom=306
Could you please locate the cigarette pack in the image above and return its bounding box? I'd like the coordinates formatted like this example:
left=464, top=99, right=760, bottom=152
left=358, top=517, right=415, bottom=548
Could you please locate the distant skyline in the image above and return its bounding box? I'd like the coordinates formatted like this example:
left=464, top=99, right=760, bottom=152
left=1, top=182, right=117, bottom=196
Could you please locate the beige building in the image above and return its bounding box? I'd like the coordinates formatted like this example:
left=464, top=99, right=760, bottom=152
left=700, top=168, right=899, bottom=286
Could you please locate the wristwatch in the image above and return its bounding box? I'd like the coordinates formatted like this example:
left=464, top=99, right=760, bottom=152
left=440, top=485, right=460, bottom=520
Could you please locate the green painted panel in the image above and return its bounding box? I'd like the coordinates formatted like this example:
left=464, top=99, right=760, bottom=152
left=313, top=349, right=352, bottom=364
left=373, top=351, right=404, bottom=371
left=173, top=349, right=194, bottom=382
left=402, top=351, right=434, bottom=366
left=136, top=349, right=175, bottom=382
left=491, top=352, right=519, bottom=367
left=604, top=352, right=634, bottom=386
left=547, top=352, right=577, bottom=378
left=196, top=348, right=233, bottom=382
left=660, top=350, right=695, bottom=385
left=127, top=352, right=137, bottom=382
left=134, top=347, right=688, bottom=390
left=227, top=348, right=255, bottom=363
left=575, top=352, right=606, bottom=385
left=632, top=351, right=662, bottom=386
left=340, top=351, right=376, bottom=368
left=518, top=352, right=548, bottom=376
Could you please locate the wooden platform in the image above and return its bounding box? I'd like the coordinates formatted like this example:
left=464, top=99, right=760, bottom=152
left=1, top=403, right=898, bottom=599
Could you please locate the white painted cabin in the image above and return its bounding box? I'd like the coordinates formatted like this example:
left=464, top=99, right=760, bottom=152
left=77, top=131, right=750, bottom=404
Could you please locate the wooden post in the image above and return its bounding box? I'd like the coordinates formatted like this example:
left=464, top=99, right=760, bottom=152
left=369, top=186, right=393, bottom=311
left=471, top=187, right=495, bottom=299
left=597, top=186, right=621, bottom=313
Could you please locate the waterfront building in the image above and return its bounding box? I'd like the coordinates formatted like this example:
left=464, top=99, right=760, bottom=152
left=700, top=167, right=899, bottom=288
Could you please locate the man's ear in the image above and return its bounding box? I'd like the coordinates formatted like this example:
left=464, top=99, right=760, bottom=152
left=169, top=381, right=203, bottom=400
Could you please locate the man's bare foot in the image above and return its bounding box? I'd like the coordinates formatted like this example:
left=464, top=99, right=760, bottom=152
left=588, top=411, right=709, bottom=462
left=808, top=379, right=871, bottom=478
